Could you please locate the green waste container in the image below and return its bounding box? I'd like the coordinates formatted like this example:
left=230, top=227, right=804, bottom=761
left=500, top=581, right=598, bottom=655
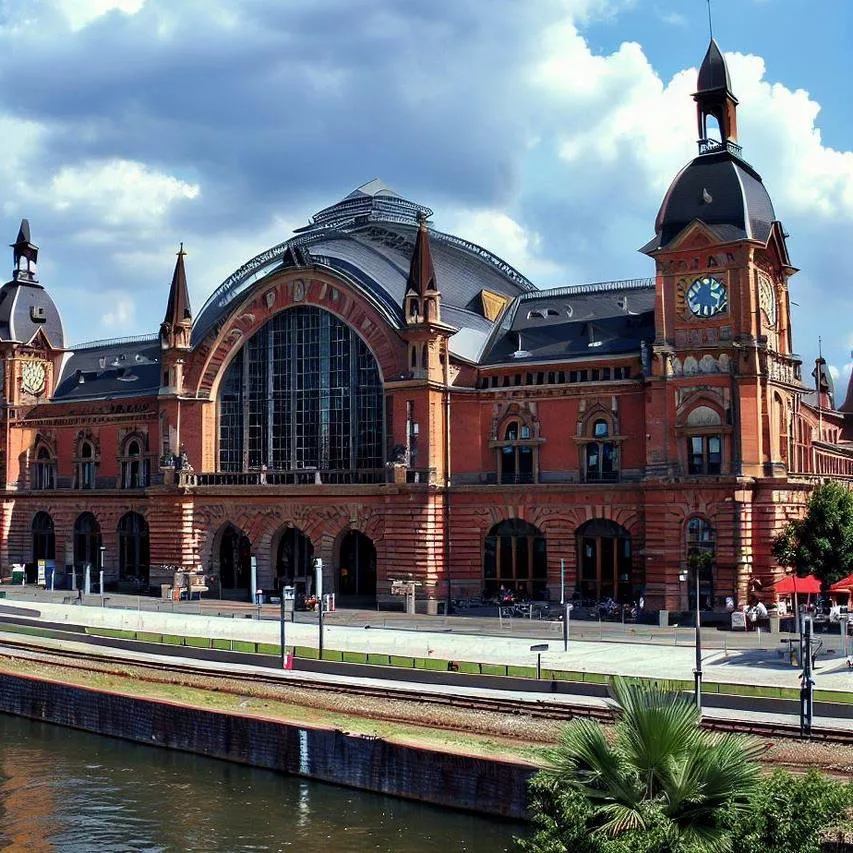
left=11, top=568, right=24, bottom=585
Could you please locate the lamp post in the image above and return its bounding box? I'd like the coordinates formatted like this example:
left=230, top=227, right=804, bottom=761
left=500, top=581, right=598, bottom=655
left=679, top=562, right=703, bottom=715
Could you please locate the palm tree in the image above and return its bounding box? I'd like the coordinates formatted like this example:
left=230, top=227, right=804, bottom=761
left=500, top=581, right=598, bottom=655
left=525, top=677, right=763, bottom=853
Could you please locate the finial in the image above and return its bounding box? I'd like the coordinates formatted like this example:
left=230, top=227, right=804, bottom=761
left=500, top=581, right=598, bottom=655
left=706, top=0, right=714, bottom=40
left=177, top=242, right=186, bottom=256
left=416, top=211, right=428, bottom=226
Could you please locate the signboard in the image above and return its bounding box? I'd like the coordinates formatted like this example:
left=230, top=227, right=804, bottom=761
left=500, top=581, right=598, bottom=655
left=731, top=611, right=747, bottom=631
left=37, top=560, right=46, bottom=587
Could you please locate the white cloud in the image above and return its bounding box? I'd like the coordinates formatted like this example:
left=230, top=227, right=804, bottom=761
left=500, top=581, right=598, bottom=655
left=53, top=0, right=145, bottom=31
left=443, top=208, right=565, bottom=283
left=47, top=160, right=199, bottom=230
left=100, top=292, right=136, bottom=330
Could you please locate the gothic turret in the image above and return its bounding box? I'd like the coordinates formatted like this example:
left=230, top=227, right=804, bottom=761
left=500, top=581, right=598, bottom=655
left=159, top=244, right=192, bottom=351
left=404, top=215, right=441, bottom=325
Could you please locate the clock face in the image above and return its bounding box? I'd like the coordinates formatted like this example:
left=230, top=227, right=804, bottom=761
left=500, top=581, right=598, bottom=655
left=686, top=276, right=728, bottom=318
left=758, top=273, right=777, bottom=327
left=21, top=360, right=46, bottom=395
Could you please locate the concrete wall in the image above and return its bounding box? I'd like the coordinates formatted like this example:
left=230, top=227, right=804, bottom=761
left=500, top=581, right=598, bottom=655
left=0, top=670, right=532, bottom=820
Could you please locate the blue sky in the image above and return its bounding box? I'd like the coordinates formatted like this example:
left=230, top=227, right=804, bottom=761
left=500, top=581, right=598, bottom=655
left=1, top=0, right=851, bottom=400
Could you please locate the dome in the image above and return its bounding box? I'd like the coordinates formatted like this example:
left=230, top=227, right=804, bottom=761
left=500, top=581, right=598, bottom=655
left=644, top=150, right=776, bottom=253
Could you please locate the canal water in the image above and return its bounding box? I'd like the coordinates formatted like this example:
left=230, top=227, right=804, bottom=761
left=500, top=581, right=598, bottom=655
left=0, top=714, right=524, bottom=852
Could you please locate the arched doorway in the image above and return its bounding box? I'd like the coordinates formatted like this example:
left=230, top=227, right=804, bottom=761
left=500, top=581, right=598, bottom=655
left=275, top=527, right=314, bottom=596
left=219, top=525, right=251, bottom=593
left=118, top=512, right=150, bottom=586
left=338, top=531, right=376, bottom=599
left=685, top=516, right=716, bottom=610
left=483, top=519, right=547, bottom=599
left=73, top=512, right=101, bottom=569
left=31, top=511, right=55, bottom=563
left=576, top=519, right=634, bottom=603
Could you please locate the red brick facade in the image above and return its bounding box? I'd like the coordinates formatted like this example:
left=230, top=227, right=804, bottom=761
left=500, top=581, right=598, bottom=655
left=2, top=44, right=852, bottom=611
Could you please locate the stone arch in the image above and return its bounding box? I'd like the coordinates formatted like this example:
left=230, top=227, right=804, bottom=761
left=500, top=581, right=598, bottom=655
left=212, top=521, right=252, bottom=595
left=337, top=529, right=377, bottom=599
left=193, top=271, right=405, bottom=401
left=483, top=518, right=547, bottom=599
left=270, top=524, right=315, bottom=596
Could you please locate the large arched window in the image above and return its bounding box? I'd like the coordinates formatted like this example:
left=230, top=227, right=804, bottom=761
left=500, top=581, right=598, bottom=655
left=218, top=306, right=384, bottom=476
left=483, top=519, right=547, bottom=598
left=73, top=512, right=101, bottom=568
left=684, top=406, right=723, bottom=475
left=118, top=512, right=150, bottom=584
left=685, top=516, right=716, bottom=610
left=576, top=519, right=634, bottom=603
left=31, top=512, right=55, bottom=562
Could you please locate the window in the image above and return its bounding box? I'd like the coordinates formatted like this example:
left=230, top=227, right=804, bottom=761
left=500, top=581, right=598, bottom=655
left=217, top=306, right=384, bottom=474
left=77, top=441, right=95, bottom=489
left=118, top=512, right=150, bottom=584
left=497, top=420, right=535, bottom=484
left=584, top=418, right=618, bottom=482
left=32, top=446, right=55, bottom=490
left=687, top=434, right=722, bottom=475
left=31, top=511, right=55, bottom=562
left=483, top=519, right=547, bottom=598
left=121, top=439, right=149, bottom=488
left=73, top=512, right=101, bottom=569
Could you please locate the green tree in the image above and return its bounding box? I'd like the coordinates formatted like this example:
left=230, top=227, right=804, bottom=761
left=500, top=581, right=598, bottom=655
left=772, top=481, right=853, bottom=585
left=516, top=677, right=763, bottom=853
left=726, top=769, right=853, bottom=853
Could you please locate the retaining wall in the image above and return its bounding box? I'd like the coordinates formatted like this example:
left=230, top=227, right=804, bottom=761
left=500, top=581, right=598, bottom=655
left=0, top=671, right=532, bottom=820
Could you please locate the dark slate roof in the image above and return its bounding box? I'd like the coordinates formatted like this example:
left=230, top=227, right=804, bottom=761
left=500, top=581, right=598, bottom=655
left=481, top=280, right=655, bottom=364
left=697, top=39, right=733, bottom=93
left=0, top=279, right=65, bottom=348
left=192, top=182, right=535, bottom=361
left=53, top=337, right=161, bottom=401
left=643, top=150, right=776, bottom=252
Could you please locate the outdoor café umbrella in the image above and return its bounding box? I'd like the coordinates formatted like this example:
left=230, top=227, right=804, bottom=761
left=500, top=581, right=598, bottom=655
left=829, top=573, right=853, bottom=595
left=773, top=573, right=822, bottom=633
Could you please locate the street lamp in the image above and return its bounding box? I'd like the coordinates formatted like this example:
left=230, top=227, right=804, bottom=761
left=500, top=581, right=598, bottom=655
left=679, top=563, right=703, bottom=715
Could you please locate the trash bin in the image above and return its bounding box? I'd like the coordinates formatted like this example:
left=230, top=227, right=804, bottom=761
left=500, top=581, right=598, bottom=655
left=11, top=567, right=25, bottom=585
left=161, top=584, right=171, bottom=600
left=658, top=609, right=669, bottom=628
left=426, top=598, right=439, bottom=616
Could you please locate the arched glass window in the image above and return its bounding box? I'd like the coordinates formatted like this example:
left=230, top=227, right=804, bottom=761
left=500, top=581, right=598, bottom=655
left=584, top=418, right=617, bottom=482
left=483, top=519, right=547, bottom=598
left=33, top=446, right=55, bottom=490
left=31, top=511, right=55, bottom=562
left=685, top=517, right=716, bottom=610
left=577, top=518, right=634, bottom=603
left=78, top=441, right=95, bottom=489
left=498, top=421, right=536, bottom=484
left=118, top=512, right=150, bottom=584
left=73, top=512, right=101, bottom=569
left=217, top=306, right=384, bottom=476
left=121, top=438, right=149, bottom=489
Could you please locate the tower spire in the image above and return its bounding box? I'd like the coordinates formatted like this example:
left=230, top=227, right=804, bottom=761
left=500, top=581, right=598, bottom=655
left=160, top=243, right=192, bottom=350
left=694, top=38, right=740, bottom=156
left=11, top=218, right=39, bottom=284
left=404, top=213, right=442, bottom=325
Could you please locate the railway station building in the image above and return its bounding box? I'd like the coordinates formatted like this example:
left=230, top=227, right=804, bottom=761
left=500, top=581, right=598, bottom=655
left=2, top=40, right=852, bottom=611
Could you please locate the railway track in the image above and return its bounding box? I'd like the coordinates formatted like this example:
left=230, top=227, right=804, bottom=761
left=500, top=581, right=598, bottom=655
left=0, top=636, right=851, bottom=746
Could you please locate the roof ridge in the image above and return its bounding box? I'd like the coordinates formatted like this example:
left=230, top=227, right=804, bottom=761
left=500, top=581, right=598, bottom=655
left=522, top=278, right=654, bottom=299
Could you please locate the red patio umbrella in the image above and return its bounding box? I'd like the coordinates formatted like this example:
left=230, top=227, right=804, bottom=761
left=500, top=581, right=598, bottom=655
left=773, top=574, right=822, bottom=595
left=829, top=573, right=853, bottom=594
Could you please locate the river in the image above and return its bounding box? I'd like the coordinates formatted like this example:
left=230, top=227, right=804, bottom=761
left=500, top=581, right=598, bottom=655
left=0, top=714, right=524, bottom=852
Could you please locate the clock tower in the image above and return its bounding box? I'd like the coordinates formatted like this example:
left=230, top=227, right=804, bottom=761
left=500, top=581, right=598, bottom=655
left=639, top=39, right=800, bottom=609
left=0, top=220, right=66, bottom=487
left=641, top=38, right=798, bottom=482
